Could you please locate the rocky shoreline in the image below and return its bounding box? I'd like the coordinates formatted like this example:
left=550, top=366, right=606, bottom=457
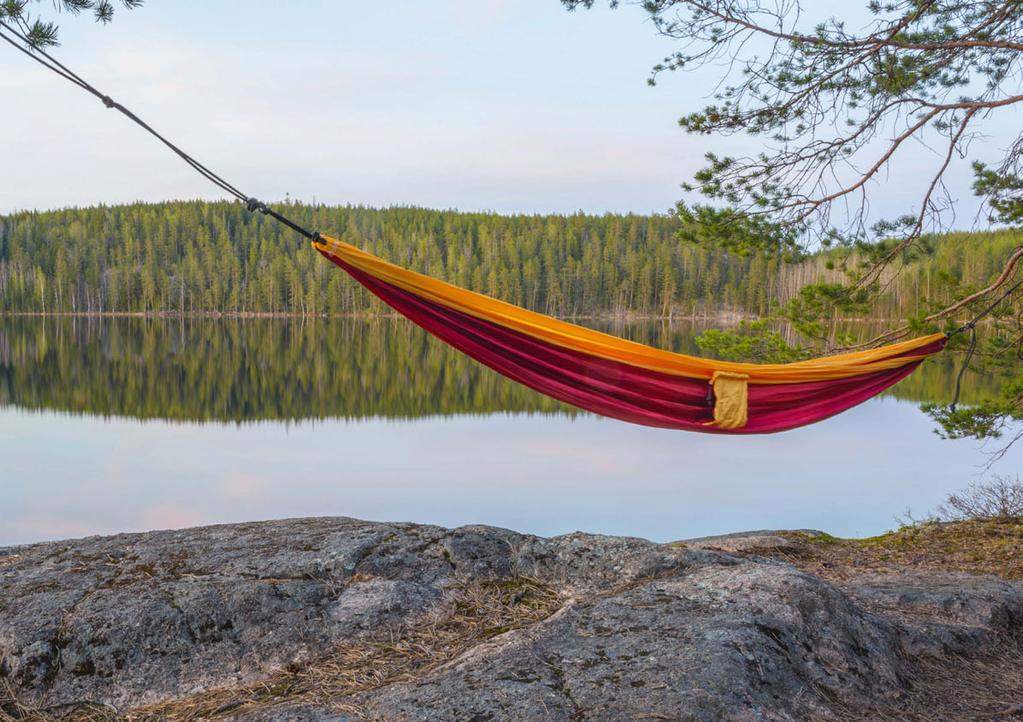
left=2, top=518, right=1021, bottom=721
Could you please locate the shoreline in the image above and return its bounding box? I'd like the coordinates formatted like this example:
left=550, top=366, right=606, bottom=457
left=2, top=516, right=1017, bottom=572
left=0, top=310, right=747, bottom=321
left=0, top=310, right=972, bottom=324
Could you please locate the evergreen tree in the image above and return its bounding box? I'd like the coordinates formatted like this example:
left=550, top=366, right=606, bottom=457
left=0, top=0, right=142, bottom=46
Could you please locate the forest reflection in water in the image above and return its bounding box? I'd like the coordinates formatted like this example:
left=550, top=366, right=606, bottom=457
left=0, top=315, right=1004, bottom=547
left=0, top=315, right=997, bottom=424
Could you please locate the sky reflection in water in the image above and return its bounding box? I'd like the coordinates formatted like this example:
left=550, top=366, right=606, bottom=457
left=0, top=317, right=1000, bottom=546
left=1, top=400, right=987, bottom=547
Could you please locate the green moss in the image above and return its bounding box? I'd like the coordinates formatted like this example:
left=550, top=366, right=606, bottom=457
left=784, top=531, right=841, bottom=546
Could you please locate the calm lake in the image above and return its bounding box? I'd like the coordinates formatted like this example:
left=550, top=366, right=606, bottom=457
left=0, top=316, right=1008, bottom=547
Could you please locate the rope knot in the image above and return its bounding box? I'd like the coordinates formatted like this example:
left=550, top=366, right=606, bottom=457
left=950, top=319, right=977, bottom=337
left=101, top=95, right=115, bottom=109
left=245, top=197, right=269, bottom=214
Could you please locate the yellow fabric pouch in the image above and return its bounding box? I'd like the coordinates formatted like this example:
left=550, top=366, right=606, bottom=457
left=709, top=371, right=749, bottom=429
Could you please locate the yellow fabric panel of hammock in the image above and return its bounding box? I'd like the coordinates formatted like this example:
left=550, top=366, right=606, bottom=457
left=709, top=371, right=750, bottom=429
left=314, top=235, right=947, bottom=385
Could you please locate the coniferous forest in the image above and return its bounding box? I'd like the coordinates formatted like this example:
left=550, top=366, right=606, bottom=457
left=0, top=201, right=1020, bottom=319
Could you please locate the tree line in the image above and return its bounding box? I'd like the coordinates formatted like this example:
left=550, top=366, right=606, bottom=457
left=0, top=201, right=1019, bottom=319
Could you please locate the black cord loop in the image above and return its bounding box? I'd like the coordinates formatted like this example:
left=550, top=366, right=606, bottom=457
left=945, top=275, right=1022, bottom=411
left=0, top=19, right=321, bottom=245
left=949, top=324, right=978, bottom=413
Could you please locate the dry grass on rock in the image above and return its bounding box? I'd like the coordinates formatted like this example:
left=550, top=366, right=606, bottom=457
left=686, top=520, right=1023, bottom=721
left=0, top=577, right=561, bottom=722
left=773, top=520, right=1023, bottom=583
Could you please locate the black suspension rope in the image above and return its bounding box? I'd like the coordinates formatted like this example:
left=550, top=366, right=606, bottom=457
left=949, top=325, right=977, bottom=413
left=946, top=275, right=1023, bottom=411
left=948, top=276, right=1023, bottom=338
left=0, top=19, right=320, bottom=243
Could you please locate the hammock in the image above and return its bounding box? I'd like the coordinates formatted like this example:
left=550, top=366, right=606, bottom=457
left=314, top=236, right=947, bottom=434
left=0, top=21, right=952, bottom=435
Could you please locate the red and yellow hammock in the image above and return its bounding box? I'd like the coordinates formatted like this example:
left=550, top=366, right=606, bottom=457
left=315, top=236, right=946, bottom=434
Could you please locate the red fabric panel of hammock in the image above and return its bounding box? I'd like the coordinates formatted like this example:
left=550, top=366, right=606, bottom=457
left=324, top=253, right=946, bottom=434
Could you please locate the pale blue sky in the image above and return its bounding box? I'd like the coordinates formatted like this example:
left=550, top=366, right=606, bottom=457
left=1, top=1, right=1017, bottom=221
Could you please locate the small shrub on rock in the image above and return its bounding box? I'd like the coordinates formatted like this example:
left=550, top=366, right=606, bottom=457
left=937, top=476, right=1023, bottom=522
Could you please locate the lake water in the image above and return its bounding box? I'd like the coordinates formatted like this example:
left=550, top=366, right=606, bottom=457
left=0, top=316, right=1008, bottom=547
